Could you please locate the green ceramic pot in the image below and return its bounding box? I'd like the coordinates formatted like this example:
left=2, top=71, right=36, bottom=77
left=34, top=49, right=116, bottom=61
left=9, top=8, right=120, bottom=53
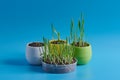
left=73, top=42, right=92, bottom=65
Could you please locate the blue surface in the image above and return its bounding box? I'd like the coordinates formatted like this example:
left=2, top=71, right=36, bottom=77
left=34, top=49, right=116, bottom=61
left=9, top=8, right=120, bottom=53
left=0, top=0, right=120, bottom=80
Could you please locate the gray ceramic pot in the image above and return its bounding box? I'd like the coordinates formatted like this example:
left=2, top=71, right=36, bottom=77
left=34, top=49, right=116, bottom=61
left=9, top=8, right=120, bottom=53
left=26, top=42, right=44, bottom=65
left=42, top=60, right=77, bottom=73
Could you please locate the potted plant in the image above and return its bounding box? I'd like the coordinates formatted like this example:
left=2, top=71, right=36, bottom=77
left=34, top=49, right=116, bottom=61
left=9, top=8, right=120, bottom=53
left=70, top=14, right=92, bottom=65
left=50, top=24, right=66, bottom=54
left=26, top=42, right=44, bottom=65
left=41, top=36, right=77, bottom=73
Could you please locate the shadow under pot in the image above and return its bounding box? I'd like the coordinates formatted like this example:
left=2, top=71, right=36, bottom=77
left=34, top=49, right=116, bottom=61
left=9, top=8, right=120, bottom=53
left=73, top=42, right=92, bottom=65
left=26, top=42, right=44, bottom=65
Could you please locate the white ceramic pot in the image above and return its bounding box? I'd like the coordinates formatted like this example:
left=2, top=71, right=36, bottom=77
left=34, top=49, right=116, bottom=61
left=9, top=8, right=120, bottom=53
left=26, top=42, right=44, bottom=65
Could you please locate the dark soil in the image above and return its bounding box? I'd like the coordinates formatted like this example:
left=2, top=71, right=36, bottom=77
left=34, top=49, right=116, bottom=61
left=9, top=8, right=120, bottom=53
left=43, top=57, right=76, bottom=65
left=29, top=42, right=44, bottom=47
left=73, top=42, right=89, bottom=47
left=50, top=40, right=66, bottom=44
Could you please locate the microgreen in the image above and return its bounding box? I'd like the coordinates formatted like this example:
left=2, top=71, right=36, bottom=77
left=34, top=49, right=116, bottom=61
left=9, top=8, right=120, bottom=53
left=51, top=24, right=60, bottom=41
left=70, top=13, right=85, bottom=47
left=42, top=37, right=74, bottom=65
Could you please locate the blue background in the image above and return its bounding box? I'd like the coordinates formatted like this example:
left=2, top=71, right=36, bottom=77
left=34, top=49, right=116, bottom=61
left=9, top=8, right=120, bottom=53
left=0, top=0, right=120, bottom=80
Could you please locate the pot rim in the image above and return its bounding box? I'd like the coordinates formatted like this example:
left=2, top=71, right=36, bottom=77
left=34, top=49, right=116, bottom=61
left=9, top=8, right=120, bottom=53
left=49, top=40, right=67, bottom=45
left=26, top=42, right=44, bottom=48
left=50, top=39, right=66, bottom=42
